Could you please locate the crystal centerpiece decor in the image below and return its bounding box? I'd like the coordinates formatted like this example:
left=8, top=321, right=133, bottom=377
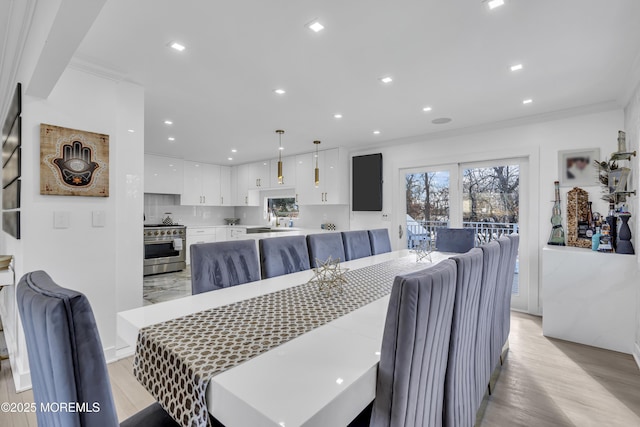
left=414, top=239, right=433, bottom=263
left=308, top=256, right=349, bottom=296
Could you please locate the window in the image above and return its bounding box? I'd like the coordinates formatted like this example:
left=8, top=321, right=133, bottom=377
left=267, top=197, right=299, bottom=219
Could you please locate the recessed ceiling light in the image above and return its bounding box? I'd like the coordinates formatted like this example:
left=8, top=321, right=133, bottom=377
left=279, top=146, right=284, bottom=151
left=379, top=76, right=393, bottom=84
left=334, top=113, right=343, bottom=119
left=168, top=137, right=175, bottom=141
left=307, top=21, right=324, bottom=33
left=432, top=117, right=452, bottom=124
left=510, top=64, right=523, bottom=72
left=422, top=106, right=432, bottom=112
left=231, top=149, right=237, bottom=153
left=170, top=42, right=186, bottom=52
left=373, top=130, right=381, bottom=135
left=169, top=164, right=174, bottom=167
left=228, top=157, right=233, bottom=161
left=274, top=89, right=286, bottom=95
left=127, top=129, right=135, bottom=133
left=488, top=0, right=505, bottom=10
left=522, top=98, right=533, bottom=104
left=164, top=120, right=173, bottom=125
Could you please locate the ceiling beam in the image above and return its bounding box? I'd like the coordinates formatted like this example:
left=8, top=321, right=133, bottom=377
left=26, top=0, right=106, bottom=99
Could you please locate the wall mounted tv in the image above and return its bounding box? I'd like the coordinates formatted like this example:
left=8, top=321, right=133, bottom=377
left=352, top=153, right=383, bottom=211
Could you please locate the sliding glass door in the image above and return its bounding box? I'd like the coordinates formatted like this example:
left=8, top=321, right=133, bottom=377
left=401, top=158, right=529, bottom=311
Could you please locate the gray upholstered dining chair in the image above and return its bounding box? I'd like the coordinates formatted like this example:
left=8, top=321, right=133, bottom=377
left=16, top=270, right=181, bottom=427
left=190, top=240, right=261, bottom=294
left=500, top=234, right=519, bottom=357
left=341, top=230, right=373, bottom=261
left=368, top=228, right=392, bottom=255
left=369, top=260, right=458, bottom=427
left=306, top=232, right=346, bottom=267
left=490, top=236, right=513, bottom=371
left=445, top=248, right=484, bottom=427
left=259, top=235, right=311, bottom=279
left=476, top=240, right=501, bottom=405
left=436, top=228, right=476, bottom=253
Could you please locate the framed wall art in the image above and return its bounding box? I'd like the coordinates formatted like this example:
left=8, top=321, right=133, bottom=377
left=40, top=123, right=109, bottom=197
left=558, top=148, right=600, bottom=187
left=2, top=82, right=21, bottom=239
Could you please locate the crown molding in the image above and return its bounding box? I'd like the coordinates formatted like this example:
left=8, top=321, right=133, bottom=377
left=349, top=101, right=623, bottom=153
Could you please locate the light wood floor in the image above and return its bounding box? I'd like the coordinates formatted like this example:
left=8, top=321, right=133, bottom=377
left=1, top=312, right=640, bottom=426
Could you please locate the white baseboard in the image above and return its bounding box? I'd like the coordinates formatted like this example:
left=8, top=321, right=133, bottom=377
left=634, top=343, right=640, bottom=371
left=113, top=345, right=135, bottom=361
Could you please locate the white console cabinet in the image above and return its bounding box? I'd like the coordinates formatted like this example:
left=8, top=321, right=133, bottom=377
left=542, top=246, right=637, bottom=353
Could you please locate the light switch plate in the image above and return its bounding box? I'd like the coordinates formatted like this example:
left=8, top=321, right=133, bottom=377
left=54, top=211, right=70, bottom=229
left=92, top=211, right=105, bottom=227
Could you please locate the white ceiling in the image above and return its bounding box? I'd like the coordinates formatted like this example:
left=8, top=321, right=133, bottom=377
left=75, top=0, right=640, bottom=164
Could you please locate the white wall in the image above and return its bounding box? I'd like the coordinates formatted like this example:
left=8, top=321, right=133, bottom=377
left=624, top=81, right=640, bottom=367
left=350, top=108, right=626, bottom=315
left=1, top=66, right=144, bottom=390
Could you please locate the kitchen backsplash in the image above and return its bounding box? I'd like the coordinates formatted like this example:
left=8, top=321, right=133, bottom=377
left=235, top=204, right=349, bottom=230
left=145, top=193, right=350, bottom=229
left=144, top=194, right=235, bottom=226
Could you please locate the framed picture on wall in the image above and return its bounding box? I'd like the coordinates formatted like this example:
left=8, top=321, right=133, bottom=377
left=558, top=148, right=600, bottom=187
left=40, top=123, right=109, bottom=197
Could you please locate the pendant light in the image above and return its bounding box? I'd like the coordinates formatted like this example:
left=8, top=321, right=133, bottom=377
left=276, top=130, right=284, bottom=184
left=314, top=140, right=321, bottom=188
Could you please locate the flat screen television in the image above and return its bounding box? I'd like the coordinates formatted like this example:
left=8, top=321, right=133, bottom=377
left=352, top=153, right=383, bottom=211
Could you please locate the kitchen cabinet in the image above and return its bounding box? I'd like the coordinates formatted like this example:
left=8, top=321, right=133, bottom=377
left=144, top=154, right=184, bottom=194
left=228, top=227, right=247, bottom=240
left=294, top=148, right=348, bottom=205
left=249, top=161, right=271, bottom=189
left=269, top=156, right=296, bottom=188
left=220, top=166, right=231, bottom=206
left=232, top=164, right=259, bottom=206
left=185, top=227, right=217, bottom=265
left=181, top=161, right=223, bottom=206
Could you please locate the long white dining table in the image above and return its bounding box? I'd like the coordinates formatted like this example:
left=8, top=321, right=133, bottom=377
left=118, top=249, right=451, bottom=427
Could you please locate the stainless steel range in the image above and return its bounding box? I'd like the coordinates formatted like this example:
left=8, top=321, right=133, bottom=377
left=143, top=224, right=186, bottom=276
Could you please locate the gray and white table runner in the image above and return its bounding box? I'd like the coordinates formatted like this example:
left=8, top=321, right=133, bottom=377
left=134, top=257, right=431, bottom=427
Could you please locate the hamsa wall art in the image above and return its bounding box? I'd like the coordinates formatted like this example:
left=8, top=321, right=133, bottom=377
left=40, top=124, right=109, bottom=197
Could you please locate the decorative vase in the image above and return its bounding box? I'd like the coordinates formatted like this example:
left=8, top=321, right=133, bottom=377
left=616, top=214, right=634, bottom=254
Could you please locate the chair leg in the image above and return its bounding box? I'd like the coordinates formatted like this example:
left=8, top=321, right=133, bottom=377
left=487, top=383, right=492, bottom=396
left=500, top=354, right=503, bottom=365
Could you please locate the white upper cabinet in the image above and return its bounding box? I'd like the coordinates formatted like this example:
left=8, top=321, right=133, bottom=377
left=182, top=161, right=224, bottom=206
left=144, top=154, right=184, bottom=194
left=249, top=161, right=270, bottom=189
left=321, top=148, right=348, bottom=205
left=220, top=166, right=231, bottom=206
left=294, top=152, right=316, bottom=205
left=233, top=164, right=259, bottom=206
left=294, top=148, right=348, bottom=205
left=269, top=156, right=296, bottom=188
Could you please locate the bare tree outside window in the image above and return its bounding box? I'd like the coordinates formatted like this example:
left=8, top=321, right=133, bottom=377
left=462, top=165, right=519, bottom=224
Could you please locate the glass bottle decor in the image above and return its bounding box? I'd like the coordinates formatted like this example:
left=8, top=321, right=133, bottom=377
left=598, top=223, right=613, bottom=253
left=548, top=181, right=566, bottom=246
left=586, top=202, right=594, bottom=238
left=606, top=202, right=617, bottom=252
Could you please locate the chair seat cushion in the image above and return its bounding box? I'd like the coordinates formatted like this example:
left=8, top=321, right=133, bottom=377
left=120, top=402, right=180, bottom=427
